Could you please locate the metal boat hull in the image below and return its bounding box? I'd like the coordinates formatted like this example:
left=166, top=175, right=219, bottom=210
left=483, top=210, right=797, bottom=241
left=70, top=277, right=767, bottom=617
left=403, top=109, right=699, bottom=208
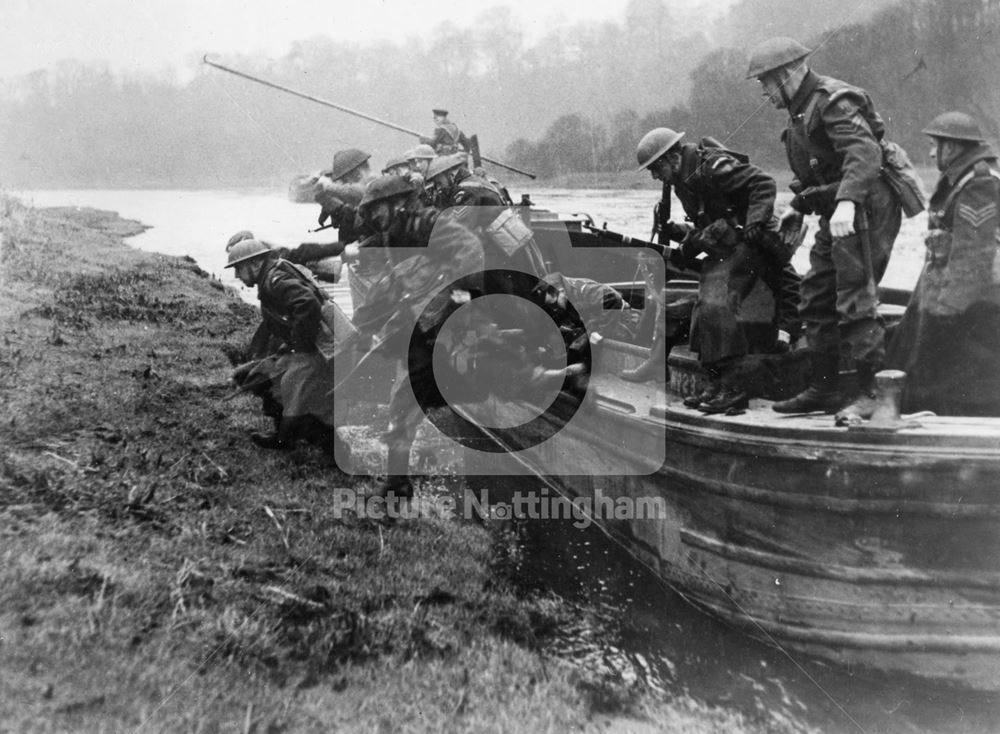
left=459, top=340, right=1000, bottom=690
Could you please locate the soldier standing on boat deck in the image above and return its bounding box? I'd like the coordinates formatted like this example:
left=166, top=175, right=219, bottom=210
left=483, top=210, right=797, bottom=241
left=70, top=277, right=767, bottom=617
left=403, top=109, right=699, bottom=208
left=747, top=37, right=903, bottom=424
left=886, top=112, right=1000, bottom=416
left=629, top=127, right=799, bottom=415
left=420, top=109, right=471, bottom=155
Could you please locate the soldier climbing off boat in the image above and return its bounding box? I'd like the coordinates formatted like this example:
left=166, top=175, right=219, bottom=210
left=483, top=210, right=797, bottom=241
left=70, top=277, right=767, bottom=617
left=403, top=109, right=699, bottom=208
left=886, top=111, right=1000, bottom=416
left=348, top=175, right=486, bottom=504
left=747, top=37, right=905, bottom=424
left=627, top=126, right=802, bottom=415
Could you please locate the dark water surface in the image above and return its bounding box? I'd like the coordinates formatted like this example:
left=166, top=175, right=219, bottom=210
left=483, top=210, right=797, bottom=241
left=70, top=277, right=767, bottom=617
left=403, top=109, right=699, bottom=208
left=473, top=476, right=1000, bottom=734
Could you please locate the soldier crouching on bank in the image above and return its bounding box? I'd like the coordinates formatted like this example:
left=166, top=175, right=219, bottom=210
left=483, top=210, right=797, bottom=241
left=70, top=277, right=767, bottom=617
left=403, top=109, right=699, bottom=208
left=226, top=239, right=339, bottom=451
left=629, top=127, right=801, bottom=415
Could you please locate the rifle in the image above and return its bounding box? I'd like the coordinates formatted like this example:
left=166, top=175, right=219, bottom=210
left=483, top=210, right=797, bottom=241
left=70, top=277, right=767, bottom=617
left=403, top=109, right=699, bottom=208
left=580, top=223, right=698, bottom=281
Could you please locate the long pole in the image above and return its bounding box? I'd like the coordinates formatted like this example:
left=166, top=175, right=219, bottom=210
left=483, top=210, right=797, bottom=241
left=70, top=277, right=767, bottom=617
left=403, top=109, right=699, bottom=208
left=203, top=55, right=536, bottom=180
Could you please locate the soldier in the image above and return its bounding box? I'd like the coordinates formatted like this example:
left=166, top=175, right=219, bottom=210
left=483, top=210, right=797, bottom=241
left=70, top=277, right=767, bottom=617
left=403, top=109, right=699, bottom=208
left=225, top=239, right=337, bottom=450
left=401, top=144, right=436, bottom=204
left=406, top=144, right=437, bottom=178
left=350, top=175, right=486, bottom=502
left=381, top=155, right=412, bottom=177
left=316, top=148, right=373, bottom=241
left=420, top=108, right=471, bottom=155
left=629, top=127, right=799, bottom=414
left=426, top=152, right=547, bottom=332
left=747, top=37, right=903, bottom=423
left=315, top=148, right=385, bottom=311
left=886, top=112, right=1000, bottom=416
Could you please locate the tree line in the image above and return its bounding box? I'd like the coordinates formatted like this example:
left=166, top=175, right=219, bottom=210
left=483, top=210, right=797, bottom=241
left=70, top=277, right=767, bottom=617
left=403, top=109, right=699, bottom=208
left=506, top=0, right=1000, bottom=177
left=0, top=0, right=991, bottom=188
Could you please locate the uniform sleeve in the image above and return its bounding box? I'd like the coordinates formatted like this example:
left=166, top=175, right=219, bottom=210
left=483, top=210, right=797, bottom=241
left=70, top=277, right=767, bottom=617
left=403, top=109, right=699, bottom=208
left=705, top=152, right=776, bottom=227
left=940, top=171, right=999, bottom=313
left=269, top=271, right=323, bottom=352
left=820, top=94, right=884, bottom=204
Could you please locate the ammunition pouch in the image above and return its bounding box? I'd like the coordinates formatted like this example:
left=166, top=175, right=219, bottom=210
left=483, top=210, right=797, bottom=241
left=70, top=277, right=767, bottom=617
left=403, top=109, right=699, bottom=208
left=484, top=207, right=534, bottom=257
left=315, top=301, right=357, bottom=362
left=880, top=140, right=927, bottom=218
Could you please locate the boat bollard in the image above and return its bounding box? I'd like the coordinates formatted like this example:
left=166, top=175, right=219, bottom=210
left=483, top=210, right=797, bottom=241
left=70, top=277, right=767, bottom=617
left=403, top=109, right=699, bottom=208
left=848, top=369, right=914, bottom=433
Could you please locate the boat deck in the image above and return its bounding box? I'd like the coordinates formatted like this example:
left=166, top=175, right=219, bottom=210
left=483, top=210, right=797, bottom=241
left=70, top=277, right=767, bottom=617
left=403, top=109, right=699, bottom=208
left=587, top=370, right=1000, bottom=448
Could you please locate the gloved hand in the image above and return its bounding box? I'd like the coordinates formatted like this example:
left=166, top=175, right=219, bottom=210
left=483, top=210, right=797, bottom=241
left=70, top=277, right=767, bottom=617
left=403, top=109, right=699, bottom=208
left=286, top=242, right=340, bottom=263
left=790, top=184, right=838, bottom=215
left=925, top=229, right=952, bottom=266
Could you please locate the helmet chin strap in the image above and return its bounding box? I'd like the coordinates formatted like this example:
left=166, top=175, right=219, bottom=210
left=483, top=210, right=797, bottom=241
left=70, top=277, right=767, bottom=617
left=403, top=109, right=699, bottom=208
left=778, top=69, right=793, bottom=110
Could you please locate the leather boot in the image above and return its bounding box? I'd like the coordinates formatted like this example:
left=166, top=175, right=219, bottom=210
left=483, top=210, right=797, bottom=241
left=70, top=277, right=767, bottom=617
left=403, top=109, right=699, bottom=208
left=699, top=386, right=749, bottom=415
left=621, top=328, right=667, bottom=382
left=773, top=352, right=842, bottom=414
left=835, top=363, right=879, bottom=427
left=250, top=416, right=298, bottom=450
left=375, top=447, right=414, bottom=500
left=684, top=377, right=721, bottom=408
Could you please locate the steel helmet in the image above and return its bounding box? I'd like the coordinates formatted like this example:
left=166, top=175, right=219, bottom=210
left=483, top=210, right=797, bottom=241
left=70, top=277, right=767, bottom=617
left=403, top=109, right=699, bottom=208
left=381, top=155, right=411, bottom=174
left=359, top=175, right=415, bottom=209
left=922, top=111, right=987, bottom=143
left=425, top=152, right=468, bottom=180
left=325, top=148, right=371, bottom=181
left=225, top=239, right=271, bottom=268
left=225, top=229, right=254, bottom=252
left=636, top=128, right=685, bottom=170
left=745, top=37, right=812, bottom=79
left=406, top=144, right=437, bottom=161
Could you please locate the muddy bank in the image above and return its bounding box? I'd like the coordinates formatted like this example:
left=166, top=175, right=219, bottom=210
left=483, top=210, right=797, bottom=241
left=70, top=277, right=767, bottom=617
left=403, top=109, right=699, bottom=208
left=0, top=195, right=801, bottom=733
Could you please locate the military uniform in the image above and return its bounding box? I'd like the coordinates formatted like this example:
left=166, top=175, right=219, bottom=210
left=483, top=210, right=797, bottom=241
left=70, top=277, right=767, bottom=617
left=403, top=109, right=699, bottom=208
left=420, top=121, right=471, bottom=155
left=355, top=214, right=487, bottom=494
left=783, top=71, right=902, bottom=368
left=669, top=139, right=798, bottom=369
left=437, top=168, right=547, bottom=317
left=257, top=258, right=336, bottom=428
left=315, top=182, right=387, bottom=312
left=887, top=144, right=1000, bottom=415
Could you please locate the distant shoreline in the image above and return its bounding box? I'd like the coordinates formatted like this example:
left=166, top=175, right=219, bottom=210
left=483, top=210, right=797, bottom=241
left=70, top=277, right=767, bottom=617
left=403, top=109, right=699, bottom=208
left=10, top=166, right=938, bottom=193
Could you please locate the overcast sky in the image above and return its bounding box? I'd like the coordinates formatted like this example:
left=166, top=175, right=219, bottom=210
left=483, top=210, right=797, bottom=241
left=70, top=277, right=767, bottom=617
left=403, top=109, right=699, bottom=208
left=2, top=0, right=735, bottom=80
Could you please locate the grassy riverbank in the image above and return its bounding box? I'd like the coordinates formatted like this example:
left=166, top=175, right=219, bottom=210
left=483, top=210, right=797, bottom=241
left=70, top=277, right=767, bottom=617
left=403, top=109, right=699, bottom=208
left=0, top=195, right=807, bottom=733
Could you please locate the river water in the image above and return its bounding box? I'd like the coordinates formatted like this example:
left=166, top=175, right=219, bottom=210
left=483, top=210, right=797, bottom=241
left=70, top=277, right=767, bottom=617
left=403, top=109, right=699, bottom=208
left=11, top=187, right=995, bottom=733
